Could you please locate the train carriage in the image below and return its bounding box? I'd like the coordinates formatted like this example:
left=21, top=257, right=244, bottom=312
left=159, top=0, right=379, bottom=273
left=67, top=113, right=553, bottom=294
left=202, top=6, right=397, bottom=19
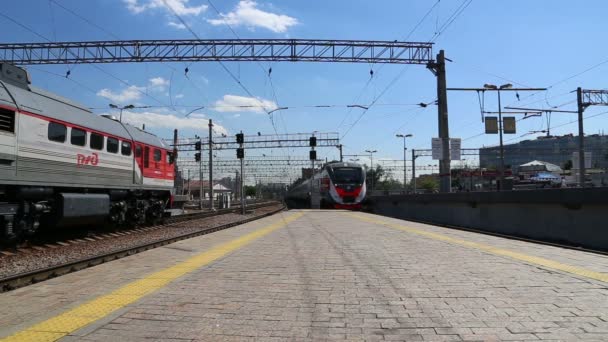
left=0, top=63, right=174, bottom=241
left=285, top=161, right=366, bottom=209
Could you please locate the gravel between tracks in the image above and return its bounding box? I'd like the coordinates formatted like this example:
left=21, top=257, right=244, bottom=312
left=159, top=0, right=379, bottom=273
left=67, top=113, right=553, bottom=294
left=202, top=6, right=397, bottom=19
left=0, top=204, right=283, bottom=278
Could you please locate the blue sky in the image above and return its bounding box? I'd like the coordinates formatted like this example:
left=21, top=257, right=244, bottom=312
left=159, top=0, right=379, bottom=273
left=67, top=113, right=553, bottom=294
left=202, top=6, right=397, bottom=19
left=2, top=0, right=608, bottom=179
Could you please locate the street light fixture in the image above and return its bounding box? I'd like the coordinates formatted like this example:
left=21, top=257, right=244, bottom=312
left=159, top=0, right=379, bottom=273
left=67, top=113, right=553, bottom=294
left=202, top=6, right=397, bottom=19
left=109, top=103, right=135, bottom=122
left=483, top=83, right=512, bottom=191
left=396, top=133, right=413, bottom=192
left=364, top=149, right=377, bottom=193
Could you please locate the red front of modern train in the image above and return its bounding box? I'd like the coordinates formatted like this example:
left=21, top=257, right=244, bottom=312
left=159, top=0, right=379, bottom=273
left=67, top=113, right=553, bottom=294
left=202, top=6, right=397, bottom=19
left=325, top=164, right=367, bottom=209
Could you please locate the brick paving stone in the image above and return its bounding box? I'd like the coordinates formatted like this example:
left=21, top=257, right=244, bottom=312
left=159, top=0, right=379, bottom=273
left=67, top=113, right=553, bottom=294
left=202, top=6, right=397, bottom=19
left=2, top=210, right=608, bottom=341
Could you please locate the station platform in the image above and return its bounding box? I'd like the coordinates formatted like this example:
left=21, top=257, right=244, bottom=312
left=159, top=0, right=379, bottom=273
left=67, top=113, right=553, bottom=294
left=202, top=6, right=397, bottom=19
left=1, top=210, right=607, bottom=341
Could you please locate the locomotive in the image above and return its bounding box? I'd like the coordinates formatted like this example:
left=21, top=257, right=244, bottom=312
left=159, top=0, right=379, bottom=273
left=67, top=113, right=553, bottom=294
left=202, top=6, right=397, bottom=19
left=285, top=161, right=366, bottom=209
left=0, top=63, right=174, bottom=242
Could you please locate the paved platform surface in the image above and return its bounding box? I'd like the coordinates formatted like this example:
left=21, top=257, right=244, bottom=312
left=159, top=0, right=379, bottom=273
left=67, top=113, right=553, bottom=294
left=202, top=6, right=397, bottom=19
left=1, top=210, right=608, bottom=341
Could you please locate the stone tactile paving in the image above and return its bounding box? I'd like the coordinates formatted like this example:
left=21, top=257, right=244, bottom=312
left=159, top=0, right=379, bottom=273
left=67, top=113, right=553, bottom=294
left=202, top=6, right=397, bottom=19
left=67, top=210, right=608, bottom=341
left=0, top=213, right=285, bottom=339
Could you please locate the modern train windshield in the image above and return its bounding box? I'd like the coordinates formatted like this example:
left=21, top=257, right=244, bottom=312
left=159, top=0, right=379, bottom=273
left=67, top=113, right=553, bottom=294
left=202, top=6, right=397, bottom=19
left=332, top=167, right=363, bottom=184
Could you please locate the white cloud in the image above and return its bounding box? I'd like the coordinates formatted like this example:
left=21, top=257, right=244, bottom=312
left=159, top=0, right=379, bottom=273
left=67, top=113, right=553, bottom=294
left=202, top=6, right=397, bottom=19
left=167, top=21, right=187, bottom=29
left=175, top=94, right=185, bottom=99
left=97, top=85, right=144, bottom=103
left=119, top=111, right=228, bottom=135
left=207, top=0, right=298, bottom=33
left=124, top=0, right=147, bottom=13
left=213, top=94, right=277, bottom=113
left=123, top=0, right=207, bottom=16
left=148, top=77, right=170, bottom=91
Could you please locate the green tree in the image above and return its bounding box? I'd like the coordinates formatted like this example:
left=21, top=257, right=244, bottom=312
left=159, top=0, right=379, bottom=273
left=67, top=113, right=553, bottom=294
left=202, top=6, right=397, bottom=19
left=244, top=185, right=257, bottom=197
left=419, top=176, right=439, bottom=192
left=365, top=165, right=385, bottom=189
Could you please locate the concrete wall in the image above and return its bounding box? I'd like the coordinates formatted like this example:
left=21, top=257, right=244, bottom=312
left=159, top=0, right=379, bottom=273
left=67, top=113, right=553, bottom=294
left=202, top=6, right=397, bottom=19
left=369, top=188, right=608, bottom=252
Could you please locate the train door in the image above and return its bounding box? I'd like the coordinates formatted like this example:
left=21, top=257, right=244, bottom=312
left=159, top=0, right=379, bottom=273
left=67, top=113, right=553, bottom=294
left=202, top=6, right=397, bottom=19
left=133, top=144, right=145, bottom=184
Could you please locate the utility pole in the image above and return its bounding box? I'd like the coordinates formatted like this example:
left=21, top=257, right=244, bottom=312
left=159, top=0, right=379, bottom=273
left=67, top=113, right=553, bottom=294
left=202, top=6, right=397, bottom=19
left=208, top=119, right=214, bottom=210
left=172, top=129, right=178, bottom=195
left=427, top=50, right=451, bottom=193
left=497, top=88, right=505, bottom=190
left=198, top=136, right=203, bottom=210
left=411, top=149, right=417, bottom=193
left=573, top=88, right=608, bottom=186
left=576, top=88, right=586, bottom=187
left=396, top=134, right=413, bottom=192
left=236, top=131, right=245, bottom=214
left=338, top=144, right=343, bottom=162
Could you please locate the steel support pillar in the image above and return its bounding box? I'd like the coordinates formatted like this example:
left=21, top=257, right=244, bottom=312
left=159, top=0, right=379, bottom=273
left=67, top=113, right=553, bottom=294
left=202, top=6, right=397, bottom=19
left=208, top=120, right=214, bottom=210
left=431, top=50, right=451, bottom=193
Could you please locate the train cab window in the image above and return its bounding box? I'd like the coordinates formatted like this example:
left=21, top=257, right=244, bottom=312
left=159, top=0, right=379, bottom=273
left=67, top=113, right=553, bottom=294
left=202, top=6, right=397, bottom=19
left=121, top=141, right=132, bottom=156
left=0, top=108, right=15, bottom=133
left=90, top=133, right=104, bottom=150
left=135, top=145, right=142, bottom=158
left=153, top=149, right=161, bottom=162
left=48, top=122, right=66, bottom=143
left=70, top=128, right=86, bottom=146
left=107, top=137, right=119, bottom=153
left=144, top=146, right=150, bottom=168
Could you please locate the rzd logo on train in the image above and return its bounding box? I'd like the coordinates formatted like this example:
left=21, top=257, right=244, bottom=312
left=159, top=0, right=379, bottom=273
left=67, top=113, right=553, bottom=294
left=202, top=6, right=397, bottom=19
left=77, top=152, right=99, bottom=166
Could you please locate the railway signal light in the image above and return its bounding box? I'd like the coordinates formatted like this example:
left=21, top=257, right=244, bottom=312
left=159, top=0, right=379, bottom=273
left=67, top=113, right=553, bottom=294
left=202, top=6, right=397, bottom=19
left=309, top=136, right=317, bottom=147
left=236, top=148, right=244, bottom=159
left=195, top=141, right=201, bottom=150
left=236, top=133, right=244, bottom=144
left=309, top=150, right=317, bottom=160
left=195, top=152, right=201, bottom=162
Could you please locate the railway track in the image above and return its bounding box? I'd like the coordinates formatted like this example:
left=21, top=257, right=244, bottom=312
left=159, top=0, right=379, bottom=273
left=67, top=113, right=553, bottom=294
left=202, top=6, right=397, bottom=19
left=0, top=202, right=284, bottom=292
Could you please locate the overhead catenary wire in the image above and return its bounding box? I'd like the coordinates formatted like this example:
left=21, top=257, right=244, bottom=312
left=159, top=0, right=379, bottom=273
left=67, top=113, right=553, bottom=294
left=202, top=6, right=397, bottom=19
left=0, top=9, right=174, bottom=111
left=336, top=0, right=441, bottom=131
left=341, top=0, right=473, bottom=140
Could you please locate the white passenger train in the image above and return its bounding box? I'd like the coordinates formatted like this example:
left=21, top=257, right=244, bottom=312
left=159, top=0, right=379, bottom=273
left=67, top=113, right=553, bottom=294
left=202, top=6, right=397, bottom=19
left=0, top=63, right=175, bottom=241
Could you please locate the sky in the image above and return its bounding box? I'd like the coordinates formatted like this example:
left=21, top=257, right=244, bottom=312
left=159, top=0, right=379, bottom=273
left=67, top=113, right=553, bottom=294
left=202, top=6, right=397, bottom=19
left=2, top=0, right=608, bottom=181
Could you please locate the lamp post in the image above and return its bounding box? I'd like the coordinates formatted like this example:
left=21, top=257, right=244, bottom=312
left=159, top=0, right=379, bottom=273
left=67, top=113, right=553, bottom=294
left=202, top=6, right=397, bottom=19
left=483, top=83, right=512, bottom=190
left=365, top=149, right=377, bottom=193
left=108, top=104, right=135, bottom=122
left=396, top=133, right=413, bottom=192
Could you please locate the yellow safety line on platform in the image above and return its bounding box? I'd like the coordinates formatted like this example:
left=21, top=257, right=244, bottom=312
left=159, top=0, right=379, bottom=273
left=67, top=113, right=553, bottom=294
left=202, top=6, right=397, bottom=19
left=1, top=211, right=304, bottom=342
left=347, top=212, right=608, bottom=284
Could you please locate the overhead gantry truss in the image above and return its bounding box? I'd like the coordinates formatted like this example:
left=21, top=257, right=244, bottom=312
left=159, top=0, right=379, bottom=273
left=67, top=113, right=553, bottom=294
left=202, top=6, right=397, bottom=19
left=0, top=39, right=434, bottom=65
left=170, top=132, right=340, bottom=151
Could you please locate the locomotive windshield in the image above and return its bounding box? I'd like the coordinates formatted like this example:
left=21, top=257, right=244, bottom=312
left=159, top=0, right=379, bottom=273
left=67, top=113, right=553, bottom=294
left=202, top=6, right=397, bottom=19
left=331, top=167, right=363, bottom=184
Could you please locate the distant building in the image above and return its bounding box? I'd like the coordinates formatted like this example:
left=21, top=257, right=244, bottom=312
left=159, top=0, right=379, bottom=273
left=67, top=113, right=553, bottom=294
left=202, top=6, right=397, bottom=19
left=479, top=134, right=608, bottom=170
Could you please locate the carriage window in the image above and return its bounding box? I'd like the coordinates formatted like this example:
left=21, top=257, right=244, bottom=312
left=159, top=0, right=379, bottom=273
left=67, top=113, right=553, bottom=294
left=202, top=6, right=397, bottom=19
left=70, top=128, right=86, bottom=146
left=48, top=122, right=66, bottom=143
left=121, top=141, right=132, bottom=156
left=135, top=145, right=142, bottom=158
left=90, top=133, right=104, bottom=150
left=107, top=137, right=119, bottom=153
left=153, top=149, right=161, bottom=162
left=144, top=146, right=150, bottom=168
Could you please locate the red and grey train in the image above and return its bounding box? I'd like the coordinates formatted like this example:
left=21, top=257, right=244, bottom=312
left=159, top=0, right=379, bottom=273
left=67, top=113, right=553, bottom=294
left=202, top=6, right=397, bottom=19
left=0, top=63, right=174, bottom=242
left=285, top=161, right=366, bottom=209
